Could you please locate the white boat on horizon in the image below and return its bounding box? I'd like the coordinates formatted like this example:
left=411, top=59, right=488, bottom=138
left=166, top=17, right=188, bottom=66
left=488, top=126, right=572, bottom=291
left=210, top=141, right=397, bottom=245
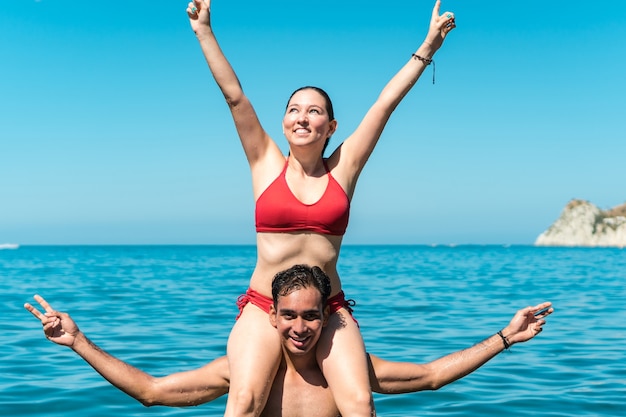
left=0, top=243, right=19, bottom=250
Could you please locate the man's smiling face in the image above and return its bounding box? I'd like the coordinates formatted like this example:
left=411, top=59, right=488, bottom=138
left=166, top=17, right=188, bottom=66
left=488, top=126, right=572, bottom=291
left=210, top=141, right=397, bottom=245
left=270, top=286, right=328, bottom=355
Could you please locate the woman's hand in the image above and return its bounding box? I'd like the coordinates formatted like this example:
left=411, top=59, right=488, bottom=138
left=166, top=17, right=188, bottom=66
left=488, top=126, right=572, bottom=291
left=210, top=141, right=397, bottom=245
left=425, top=0, right=456, bottom=50
left=187, top=0, right=212, bottom=36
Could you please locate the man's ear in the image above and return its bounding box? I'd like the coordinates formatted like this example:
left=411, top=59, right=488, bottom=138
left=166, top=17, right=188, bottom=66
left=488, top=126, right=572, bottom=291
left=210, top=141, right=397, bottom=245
left=322, top=305, right=330, bottom=327
left=269, top=305, right=278, bottom=328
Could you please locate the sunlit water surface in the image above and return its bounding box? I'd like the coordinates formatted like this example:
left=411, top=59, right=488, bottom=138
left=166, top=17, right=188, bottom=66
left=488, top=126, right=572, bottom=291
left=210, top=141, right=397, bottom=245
left=2, top=245, right=625, bottom=416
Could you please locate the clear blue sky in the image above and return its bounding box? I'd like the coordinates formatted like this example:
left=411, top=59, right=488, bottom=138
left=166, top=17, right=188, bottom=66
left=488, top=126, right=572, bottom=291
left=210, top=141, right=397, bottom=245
left=2, top=0, right=625, bottom=245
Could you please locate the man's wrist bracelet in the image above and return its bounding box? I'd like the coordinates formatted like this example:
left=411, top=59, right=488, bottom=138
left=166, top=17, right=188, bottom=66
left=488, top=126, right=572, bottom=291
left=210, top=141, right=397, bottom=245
left=497, top=330, right=511, bottom=350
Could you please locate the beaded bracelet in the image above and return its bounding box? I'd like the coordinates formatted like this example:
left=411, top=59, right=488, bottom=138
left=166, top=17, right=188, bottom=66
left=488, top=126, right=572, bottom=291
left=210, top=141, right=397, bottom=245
left=411, top=53, right=432, bottom=65
left=411, top=54, right=436, bottom=84
left=497, top=330, right=511, bottom=350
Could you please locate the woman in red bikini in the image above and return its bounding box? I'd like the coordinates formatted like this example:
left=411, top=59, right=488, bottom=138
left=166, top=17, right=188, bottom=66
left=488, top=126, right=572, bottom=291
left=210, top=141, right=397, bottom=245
left=186, top=1, right=456, bottom=416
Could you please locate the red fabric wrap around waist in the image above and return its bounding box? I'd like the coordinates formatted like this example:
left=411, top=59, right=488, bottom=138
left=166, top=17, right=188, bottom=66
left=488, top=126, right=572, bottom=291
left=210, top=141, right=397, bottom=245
left=236, top=288, right=357, bottom=324
left=236, top=288, right=274, bottom=319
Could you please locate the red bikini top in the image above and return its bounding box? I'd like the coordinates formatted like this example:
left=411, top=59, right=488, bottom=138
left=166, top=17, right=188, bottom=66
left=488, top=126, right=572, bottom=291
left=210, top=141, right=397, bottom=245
left=255, top=161, right=350, bottom=236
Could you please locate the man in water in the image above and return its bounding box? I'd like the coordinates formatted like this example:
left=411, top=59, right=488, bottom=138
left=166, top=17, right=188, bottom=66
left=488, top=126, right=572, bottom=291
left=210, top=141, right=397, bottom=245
left=25, top=264, right=552, bottom=416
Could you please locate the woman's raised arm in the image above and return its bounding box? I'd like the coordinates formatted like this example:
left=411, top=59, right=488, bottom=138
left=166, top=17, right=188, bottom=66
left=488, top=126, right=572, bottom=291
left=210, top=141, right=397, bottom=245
left=187, top=0, right=275, bottom=165
left=336, top=0, right=456, bottom=178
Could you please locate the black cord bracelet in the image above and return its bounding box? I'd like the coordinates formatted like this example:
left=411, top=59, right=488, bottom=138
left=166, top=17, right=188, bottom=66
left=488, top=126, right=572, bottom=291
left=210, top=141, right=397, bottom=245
left=497, top=330, right=511, bottom=350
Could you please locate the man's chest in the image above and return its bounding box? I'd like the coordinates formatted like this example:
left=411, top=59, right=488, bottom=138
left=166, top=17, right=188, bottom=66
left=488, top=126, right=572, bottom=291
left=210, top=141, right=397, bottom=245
left=262, top=369, right=340, bottom=417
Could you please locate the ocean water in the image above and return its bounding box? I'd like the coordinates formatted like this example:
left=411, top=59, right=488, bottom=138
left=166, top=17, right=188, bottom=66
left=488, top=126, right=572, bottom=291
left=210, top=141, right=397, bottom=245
left=2, top=245, right=625, bottom=416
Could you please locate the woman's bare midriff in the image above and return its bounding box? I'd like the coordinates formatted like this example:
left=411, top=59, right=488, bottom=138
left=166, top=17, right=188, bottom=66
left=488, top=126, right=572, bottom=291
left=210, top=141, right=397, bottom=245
left=250, top=232, right=343, bottom=297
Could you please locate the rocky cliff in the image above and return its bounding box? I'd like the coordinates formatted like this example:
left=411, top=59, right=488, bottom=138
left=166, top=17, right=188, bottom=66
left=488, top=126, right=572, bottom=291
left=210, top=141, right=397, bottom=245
left=535, top=199, right=626, bottom=248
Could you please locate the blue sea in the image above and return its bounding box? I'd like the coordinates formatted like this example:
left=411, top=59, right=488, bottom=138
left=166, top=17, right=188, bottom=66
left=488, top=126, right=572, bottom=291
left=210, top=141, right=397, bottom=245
left=2, top=245, right=625, bottom=416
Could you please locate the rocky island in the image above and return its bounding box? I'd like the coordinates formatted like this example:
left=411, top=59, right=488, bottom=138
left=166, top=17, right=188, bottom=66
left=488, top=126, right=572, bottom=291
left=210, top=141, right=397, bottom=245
left=535, top=199, right=626, bottom=248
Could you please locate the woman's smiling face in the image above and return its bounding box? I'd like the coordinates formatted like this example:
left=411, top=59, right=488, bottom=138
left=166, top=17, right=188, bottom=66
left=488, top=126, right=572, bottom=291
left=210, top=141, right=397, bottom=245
left=283, top=88, right=336, bottom=151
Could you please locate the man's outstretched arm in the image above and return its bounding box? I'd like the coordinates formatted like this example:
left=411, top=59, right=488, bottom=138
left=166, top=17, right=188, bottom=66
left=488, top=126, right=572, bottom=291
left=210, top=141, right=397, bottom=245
left=368, top=302, right=553, bottom=394
left=25, top=295, right=229, bottom=407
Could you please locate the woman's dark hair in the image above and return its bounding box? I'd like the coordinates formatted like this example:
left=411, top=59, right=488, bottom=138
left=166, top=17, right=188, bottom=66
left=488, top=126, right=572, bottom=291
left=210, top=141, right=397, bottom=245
left=286, top=86, right=335, bottom=156
left=271, top=264, right=331, bottom=306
